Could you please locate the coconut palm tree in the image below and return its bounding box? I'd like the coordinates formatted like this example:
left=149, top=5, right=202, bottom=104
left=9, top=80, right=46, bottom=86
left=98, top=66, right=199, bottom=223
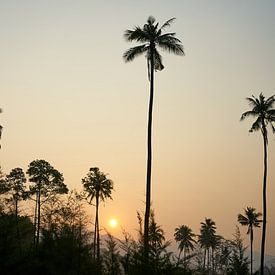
left=241, top=93, right=275, bottom=275
left=174, top=225, right=196, bottom=266
left=123, top=16, right=184, bottom=263
left=198, top=218, right=217, bottom=272
left=82, top=167, right=113, bottom=266
left=238, top=207, right=262, bottom=275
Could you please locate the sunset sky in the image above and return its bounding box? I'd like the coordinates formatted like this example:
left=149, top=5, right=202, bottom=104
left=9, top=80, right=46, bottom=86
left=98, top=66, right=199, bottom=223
left=1, top=1, right=275, bottom=255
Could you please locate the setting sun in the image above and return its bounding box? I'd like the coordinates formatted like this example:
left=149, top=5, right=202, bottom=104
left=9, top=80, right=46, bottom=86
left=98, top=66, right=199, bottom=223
left=109, top=218, right=118, bottom=228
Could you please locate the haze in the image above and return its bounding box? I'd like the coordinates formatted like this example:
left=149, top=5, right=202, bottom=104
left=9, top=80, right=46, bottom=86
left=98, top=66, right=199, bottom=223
left=1, top=1, right=275, bottom=255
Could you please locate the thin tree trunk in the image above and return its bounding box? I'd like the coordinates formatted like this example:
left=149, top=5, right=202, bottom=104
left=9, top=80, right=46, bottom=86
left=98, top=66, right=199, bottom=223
left=36, top=187, right=41, bottom=250
left=250, top=228, right=253, bottom=275
left=15, top=199, right=22, bottom=254
left=260, top=126, right=267, bottom=275
left=95, top=194, right=100, bottom=267
left=203, top=248, right=206, bottom=270
left=144, top=45, right=155, bottom=269
left=33, top=192, right=38, bottom=249
left=93, top=212, right=97, bottom=262
left=177, top=249, right=182, bottom=267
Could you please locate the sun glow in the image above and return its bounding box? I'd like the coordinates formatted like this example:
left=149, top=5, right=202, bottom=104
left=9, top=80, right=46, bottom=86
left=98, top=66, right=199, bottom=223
left=109, top=218, right=118, bottom=228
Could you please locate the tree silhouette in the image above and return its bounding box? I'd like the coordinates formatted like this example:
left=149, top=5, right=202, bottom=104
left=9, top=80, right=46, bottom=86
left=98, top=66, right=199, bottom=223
left=238, top=207, right=262, bottom=275
left=198, top=218, right=217, bottom=272
left=174, top=225, right=196, bottom=267
left=82, top=167, right=113, bottom=267
left=241, top=93, right=275, bottom=275
left=5, top=168, right=28, bottom=251
left=123, top=16, right=184, bottom=265
left=27, top=159, right=68, bottom=250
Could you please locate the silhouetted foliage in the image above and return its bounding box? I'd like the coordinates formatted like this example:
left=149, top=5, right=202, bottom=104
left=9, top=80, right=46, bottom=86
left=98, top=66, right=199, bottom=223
left=238, top=207, right=262, bottom=275
left=241, top=93, right=275, bottom=275
left=27, top=159, right=68, bottom=250
left=82, top=167, right=113, bottom=269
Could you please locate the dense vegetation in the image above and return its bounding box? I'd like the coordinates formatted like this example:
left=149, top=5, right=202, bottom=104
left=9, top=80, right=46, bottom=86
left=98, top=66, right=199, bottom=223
left=0, top=162, right=265, bottom=274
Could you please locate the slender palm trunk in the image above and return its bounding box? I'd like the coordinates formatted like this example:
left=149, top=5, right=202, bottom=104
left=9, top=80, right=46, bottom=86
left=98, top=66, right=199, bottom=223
left=93, top=214, right=97, bottom=261
left=260, top=127, right=267, bottom=275
left=250, top=228, right=253, bottom=275
left=177, top=249, right=182, bottom=266
left=144, top=46, right=155, bottom=267
left=95, top=194, right=100, bottom=266
left=203, top=248, right=206, bottom=270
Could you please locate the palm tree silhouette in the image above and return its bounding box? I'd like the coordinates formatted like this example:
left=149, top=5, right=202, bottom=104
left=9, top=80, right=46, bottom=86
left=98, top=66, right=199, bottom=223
left=198, top=218, right=217, bottom=272
left=174, top=225, right=196, bottom=267
left=123, top=16, right=184, bottom=264
left=238, top=207, right=262, bottom=275
left=241, top=93, right=275, bottom=275
left=82, top=167, right=113, bottom=266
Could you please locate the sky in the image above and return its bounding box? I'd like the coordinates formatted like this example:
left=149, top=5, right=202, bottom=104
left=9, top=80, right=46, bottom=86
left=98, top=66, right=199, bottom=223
left=1, top=0, right=275, bottom=255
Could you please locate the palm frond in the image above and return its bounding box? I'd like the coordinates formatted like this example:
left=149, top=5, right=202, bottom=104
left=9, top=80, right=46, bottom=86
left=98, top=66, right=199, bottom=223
left=124, top=27, right=150, bottom=42
left=249, top=116, right=262, bottom=133
left=123, top=44, right=148, bottom=62
left=240, top=110, right=259, bottom=121
left=246, top=97, right=257, bottom=108
left=153, top=49, right=164, bottom=71
left=265, top=95, right=275, bottom=110
left=157, top=39, right=184, bottom=55
left=160, top=17, right=176, bottom=30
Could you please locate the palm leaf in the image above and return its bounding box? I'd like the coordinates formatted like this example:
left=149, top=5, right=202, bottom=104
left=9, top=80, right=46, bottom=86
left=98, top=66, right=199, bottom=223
left=158, top=40, right=184, bottom=55
left=123, top=44, right=148, bottom=62
left=240, top=110, right=259, bottom=121
left=160, top=17, right=176, bottom=30
left=249, top=116, right=262, bottom=132
left=153, top=49, right=164, bottom=71
left=124, top=27, right=150, bottom=42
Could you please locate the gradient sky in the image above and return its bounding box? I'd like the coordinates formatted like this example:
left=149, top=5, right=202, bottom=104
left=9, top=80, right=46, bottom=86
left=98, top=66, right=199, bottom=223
left=1, top=0, right=275, bottom=255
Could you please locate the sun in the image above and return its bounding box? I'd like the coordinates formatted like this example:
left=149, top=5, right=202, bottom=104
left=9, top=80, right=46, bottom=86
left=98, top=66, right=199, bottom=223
left=109, top=218, right=118, bottom=228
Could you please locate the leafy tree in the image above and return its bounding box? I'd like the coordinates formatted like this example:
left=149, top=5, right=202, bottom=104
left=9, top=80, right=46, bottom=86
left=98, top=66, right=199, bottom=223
left=123, top=16, right=184, bottom=265
left=102, top=233, right=122, bottom=275
left=174, top=225, right=196, bottom=267
left=27, top=159, right=68, bottom=250
left=238, top=207, right=262, bottom=275
left=82, top=167, right=113, bottom=267
left=39, top=192, right=95, bottom=275
left=228, top=226, right=249, bottom=275
left=241, top=93, right=275, bottom=275
left=0, top=212, right=33, bottom=274
left=4, top=168, right=28, bottom=252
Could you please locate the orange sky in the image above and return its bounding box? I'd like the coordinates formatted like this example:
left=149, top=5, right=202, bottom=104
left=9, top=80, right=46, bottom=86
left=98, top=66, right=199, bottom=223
left=1, top=1, right=275, bottom=255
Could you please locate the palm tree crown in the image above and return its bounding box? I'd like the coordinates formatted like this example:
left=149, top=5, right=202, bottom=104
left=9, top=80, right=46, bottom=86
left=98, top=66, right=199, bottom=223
left=123, top=16, right=184, bottom=76
left=174, top=225, right=196, bottom=253
left=82, top=167, right=113, bottom=203
left=241, top=93, right=275, bottom=141
left=238, top=207, right=262, bottom=235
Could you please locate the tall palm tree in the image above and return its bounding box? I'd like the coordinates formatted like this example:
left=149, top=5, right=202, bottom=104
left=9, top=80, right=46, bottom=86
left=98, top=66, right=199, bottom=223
left=82, top=167, right=113, bottom=265
left=241, top=93, right=275, bottom=275
left=198, top=218, right=217, bottom=272
left=174, top=225, right=196, bottom=266
left=123, top=16, right=184, bottom=263
left=238, top=207, right=262, bottom=275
